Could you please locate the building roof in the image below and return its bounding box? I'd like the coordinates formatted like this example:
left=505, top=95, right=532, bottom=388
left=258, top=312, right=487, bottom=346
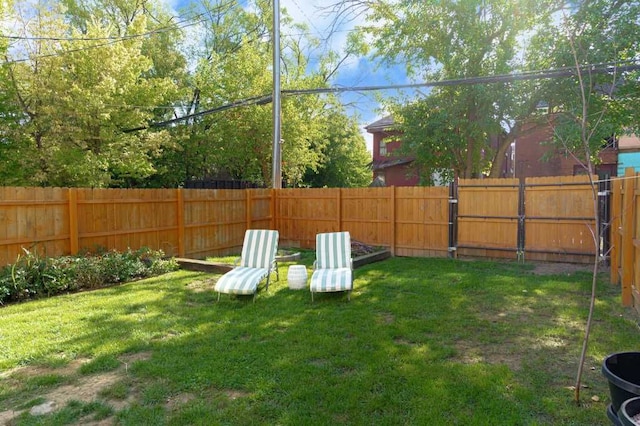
left=372, top=157, right=414, bottom=171
left=365, top=116, right=395, bottom=133
left=618, top=134, right=640, bottom=151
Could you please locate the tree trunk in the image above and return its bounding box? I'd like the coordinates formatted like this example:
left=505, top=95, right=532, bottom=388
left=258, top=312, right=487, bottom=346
left=489, top=133, right=514, bottom=178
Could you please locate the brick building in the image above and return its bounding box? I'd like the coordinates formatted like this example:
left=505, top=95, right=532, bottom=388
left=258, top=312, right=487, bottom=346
left=513, top=119, right=618, bottom=180
left=365, top=116, right=420, bottom=187
left=366, top=115, right=625, bottom=186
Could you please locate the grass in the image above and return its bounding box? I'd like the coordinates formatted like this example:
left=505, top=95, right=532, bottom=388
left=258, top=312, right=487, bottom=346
left=0, top=254, right=637, bottom=425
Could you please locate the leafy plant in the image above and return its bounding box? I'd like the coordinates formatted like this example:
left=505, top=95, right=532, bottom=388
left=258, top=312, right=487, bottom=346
left=0, top=248, right=178, bottom=305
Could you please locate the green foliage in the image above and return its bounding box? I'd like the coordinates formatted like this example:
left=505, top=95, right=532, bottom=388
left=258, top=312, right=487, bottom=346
left=353, top=0, right=558, bottom=179
left=527, top=0, right=640, bottom=161
left=353, top=0, right=639, bottom=179
left=0, top=0, right=370, bottom=189
left=0, top=248, right=178, bottom=305
left=148, top=1, right=365, bottom=188
left=0, top=4, right=180, bottom=187
left=303, top=105, right=372, bottom=187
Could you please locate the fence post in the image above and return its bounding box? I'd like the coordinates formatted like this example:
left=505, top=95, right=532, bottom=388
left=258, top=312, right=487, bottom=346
left=176, top=188, right=185, bottom=258
left=270, top=189, right=276, bottom=231
left=246, top=189, right=252, bottom=230
left=390, top=186, right=396, bottom=256
left=610, top=178, right=622, bottom=284
left=620, top=168, right=635, bottom=306
left=68, top=188, right=79, bottom=255
left=518, top=180, right=526, bottom=262
left=448, top=181, right=458, bottom=259
left=598, top=177, right=612, bottom=263
left=337, top=189, right=342, bottom=231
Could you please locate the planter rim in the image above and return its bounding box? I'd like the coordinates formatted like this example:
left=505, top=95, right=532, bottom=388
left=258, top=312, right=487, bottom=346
left=618, top=396, right=640, bottom=426
left=602, top=352, right=640, bottom=395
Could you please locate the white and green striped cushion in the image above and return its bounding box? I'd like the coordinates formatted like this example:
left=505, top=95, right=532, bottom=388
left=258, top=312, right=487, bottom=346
left=315, top=232, right=351, bottom=269
left=215, top=267, right=268, bottom=295
left=311, top=231, right=353, bottom=294
left=239, top=229, right=279, bottom=269
left=215, top=229, right=279, bottom=295
left=310, top=268, right=353, bottom=293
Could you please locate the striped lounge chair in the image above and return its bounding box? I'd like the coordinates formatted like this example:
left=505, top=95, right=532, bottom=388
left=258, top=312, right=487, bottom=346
left=215, top=229, right=279, bottom=301
left=310, top=231, right=353, bottom=302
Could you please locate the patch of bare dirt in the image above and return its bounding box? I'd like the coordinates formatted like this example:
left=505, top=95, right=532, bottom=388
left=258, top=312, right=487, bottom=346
left=375, top=312, right=395, bottom=325
left=531, top=262, right=603, bottom=276
left=453, top=340, right=523, bottom=372
left=166, top=393, right=196, bottom=410
left=44, top=371, right=122, bottom=407
left=0, top=352, right=151, bottom=424
left=223, top=389, right=251, bottom=400
left=186, top=277, right=218, bottom=292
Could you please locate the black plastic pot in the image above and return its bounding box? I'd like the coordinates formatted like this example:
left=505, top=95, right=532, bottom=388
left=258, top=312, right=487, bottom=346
left=618, top=397, right=640, bottom=426
left=608, top=404, right=623, bottom=426
left=602, top=352, right=640, bottom=425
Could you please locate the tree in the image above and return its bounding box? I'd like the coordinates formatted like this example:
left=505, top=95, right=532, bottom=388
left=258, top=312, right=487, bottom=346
left=338, top=0, right=639, bottom=181
left=303, top=103, right=372, bottom=188
left=61, top=0, right=187, bottom=92
left=0, top=3, right=179, bottom=186
left=149, top=0, right=365, bottom=188
left=528, top=0, right=640, bottom=161
left=0, top=0, right=29, bottom=185
left=340, top=0, right=558, bottom=179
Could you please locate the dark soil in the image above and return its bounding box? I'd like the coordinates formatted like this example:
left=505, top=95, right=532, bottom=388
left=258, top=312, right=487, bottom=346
left=351, top=241, right=385, bottom=257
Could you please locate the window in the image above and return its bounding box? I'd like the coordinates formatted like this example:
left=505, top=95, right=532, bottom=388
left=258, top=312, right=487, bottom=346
left=379, top=141, right=387, bottom=156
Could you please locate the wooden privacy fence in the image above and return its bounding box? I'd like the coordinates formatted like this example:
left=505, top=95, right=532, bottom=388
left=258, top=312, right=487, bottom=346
left=0, top=187, right=272, bottom=266
left=0, top=176, right=606, bottom=268
left=456, top=176, right=600, bottom=263
left=610, top=168, right=640, bottom=311
left=274, top=187, right=450, bottom=257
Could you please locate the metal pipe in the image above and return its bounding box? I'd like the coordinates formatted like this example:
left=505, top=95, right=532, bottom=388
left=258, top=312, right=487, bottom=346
left=271, top=0, right=282, bottom=189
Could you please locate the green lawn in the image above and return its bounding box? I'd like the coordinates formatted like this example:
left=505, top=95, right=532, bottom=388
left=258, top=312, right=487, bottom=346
left=0, top=255, right=637, bottom=425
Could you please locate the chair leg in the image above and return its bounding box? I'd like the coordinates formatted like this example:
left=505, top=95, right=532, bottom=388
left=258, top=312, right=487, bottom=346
left=311, top=291, right=314, bottom=303
left=217, top=292, right=221, bottom=302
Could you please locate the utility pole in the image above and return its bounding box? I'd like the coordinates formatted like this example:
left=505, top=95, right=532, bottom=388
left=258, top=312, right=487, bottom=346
left=271, top=0, right=282, bottom=189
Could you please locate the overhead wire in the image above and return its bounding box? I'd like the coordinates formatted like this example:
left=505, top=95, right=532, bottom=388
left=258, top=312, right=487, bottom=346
left=1, top=0, right=251, bottom=64
left=0, top=13, right=208, bottom=42
left=121, top=59, right=640, bottom=132
left=4, top=3, right=637, bottom=130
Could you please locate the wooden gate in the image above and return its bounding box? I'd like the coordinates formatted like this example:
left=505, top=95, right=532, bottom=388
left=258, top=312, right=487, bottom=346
left=456, top=179, right=521, bottom=259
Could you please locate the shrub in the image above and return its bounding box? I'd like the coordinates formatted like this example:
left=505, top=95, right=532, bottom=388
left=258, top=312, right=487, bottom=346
left=0, top=248, right=178, bottom=305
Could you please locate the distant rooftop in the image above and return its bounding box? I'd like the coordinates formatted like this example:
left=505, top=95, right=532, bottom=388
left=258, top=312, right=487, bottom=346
left=619, top=134, right=640, bottom=151
left=365, top=116, right=395, bottom=132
